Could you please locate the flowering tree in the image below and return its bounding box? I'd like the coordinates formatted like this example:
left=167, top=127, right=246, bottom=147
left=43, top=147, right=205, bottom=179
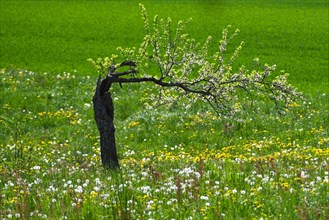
left=89, top=4, right=302, bottom=168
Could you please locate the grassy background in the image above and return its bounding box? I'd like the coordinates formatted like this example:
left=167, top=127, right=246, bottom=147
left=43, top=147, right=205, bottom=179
left=0, top=0, right=328, bottom=219
left=1, top=0, right=328, bottom=94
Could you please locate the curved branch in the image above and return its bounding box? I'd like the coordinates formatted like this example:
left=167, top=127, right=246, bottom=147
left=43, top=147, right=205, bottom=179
left=109, top=76, right=211, bottom=96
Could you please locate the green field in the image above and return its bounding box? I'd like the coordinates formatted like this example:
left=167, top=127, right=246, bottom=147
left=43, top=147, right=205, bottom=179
left=1, top=1, right=328, bottom=219
left=1, top=0, right=328, bottom=94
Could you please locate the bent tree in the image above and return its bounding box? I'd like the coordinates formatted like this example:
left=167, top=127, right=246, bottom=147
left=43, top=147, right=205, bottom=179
left=89, top=4, right=302, bottom=169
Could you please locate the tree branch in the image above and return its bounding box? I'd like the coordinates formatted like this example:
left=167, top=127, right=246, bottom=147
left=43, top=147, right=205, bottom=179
left=108, top=76, right=211, bottom=96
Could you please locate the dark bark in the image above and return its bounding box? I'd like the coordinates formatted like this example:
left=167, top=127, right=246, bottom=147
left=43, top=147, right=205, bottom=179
left=93, top=75, right=119, bottom=169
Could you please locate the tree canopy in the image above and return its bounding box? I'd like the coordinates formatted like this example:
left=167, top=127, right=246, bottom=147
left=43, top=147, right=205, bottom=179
left=89, top=4, right=302, bottom=119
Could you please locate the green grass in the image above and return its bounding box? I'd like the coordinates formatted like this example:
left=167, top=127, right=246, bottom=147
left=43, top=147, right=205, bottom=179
left=1, top=0, right=328, bottom=94
left=0, top=69, right=328, bottom=219
left=1, top=0, right=329, bottom=219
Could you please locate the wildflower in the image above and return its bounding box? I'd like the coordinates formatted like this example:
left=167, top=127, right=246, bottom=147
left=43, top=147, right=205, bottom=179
left=128, top=121, right=140, bottom=128
left=141, top=186, right=151, bottom=194
left=194, top=172, right=201, bottom=179
left=262, top=176, right=269, bottom=183
left=101, top=194, right=109, bottom=199
left=34, top=178, right=41, bottom=185
left=200, top=196, right=209, bottom=200
left=32, top=165, right=41, bottom=170
left=146, top=200, right=155, bottom=210
left=127, top=200, right=133, bottom=204
left=74, top=186, right=83, bottom=193
left=93, top=186, right=100, bottom=192
left=47, top=185, right=57, bottom=192
left=7, top=181, right=14, bottom=187
left=95, top=178, right=102, bottom=185
left=84, top=103, right=91, bottom=109
left=300, top=171, right=309, bottom=179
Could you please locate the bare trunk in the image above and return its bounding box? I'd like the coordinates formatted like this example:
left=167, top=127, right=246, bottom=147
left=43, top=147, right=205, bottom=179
left=92, top=75, right=119, bottom=169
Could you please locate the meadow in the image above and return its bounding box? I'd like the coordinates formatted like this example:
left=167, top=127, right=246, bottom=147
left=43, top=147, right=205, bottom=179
left=0, top=0, right=328, bottom=219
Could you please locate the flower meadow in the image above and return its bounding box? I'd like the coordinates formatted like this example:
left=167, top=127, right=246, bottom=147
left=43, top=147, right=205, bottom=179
left=1, top=69, right=328, bottom=219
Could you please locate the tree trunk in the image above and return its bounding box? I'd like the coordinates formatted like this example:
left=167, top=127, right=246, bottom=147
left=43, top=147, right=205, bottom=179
left=92, top=75, right=119, bottom=169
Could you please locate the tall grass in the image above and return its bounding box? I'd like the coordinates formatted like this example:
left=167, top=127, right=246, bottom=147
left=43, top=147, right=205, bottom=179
left=0, top=69, right=328, bottom=219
